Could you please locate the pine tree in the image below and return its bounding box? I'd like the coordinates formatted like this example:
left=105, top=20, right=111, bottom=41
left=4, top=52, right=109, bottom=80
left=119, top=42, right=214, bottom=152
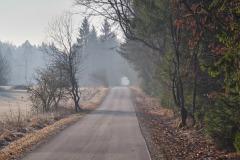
left=78, top=17, right=90, bottom=46
left=100, top=18, right=114, bottom=40
left=89, top=25, right=97, bottom=41
left=0, top=51, right=10, bottom=85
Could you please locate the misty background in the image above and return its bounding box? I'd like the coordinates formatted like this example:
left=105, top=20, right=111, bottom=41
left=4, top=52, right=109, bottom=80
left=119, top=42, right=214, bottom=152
left=0, top=18, right=138, bottom=87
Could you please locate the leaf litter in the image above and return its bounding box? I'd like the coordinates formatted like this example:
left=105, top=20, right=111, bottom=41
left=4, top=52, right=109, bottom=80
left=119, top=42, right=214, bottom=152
left=131, top=87, right=240, bottom=160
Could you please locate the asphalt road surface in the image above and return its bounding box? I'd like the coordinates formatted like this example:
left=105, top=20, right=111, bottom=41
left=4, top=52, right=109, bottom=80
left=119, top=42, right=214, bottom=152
left=23, top=87, right=151, bottom=160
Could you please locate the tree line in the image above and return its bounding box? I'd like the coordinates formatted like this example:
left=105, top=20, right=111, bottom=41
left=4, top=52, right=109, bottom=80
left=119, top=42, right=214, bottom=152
left=74, top=0, right=240, bottom=152
left=0, top=41, right=45, bottom=85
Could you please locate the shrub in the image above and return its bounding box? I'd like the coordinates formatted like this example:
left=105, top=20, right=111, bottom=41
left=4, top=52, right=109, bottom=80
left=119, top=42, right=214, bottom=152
left=234, top=132, right=240, bottom=154
left=195, top=97, right=215, bottom=127
left=28, top=67, right=67, bottom=112
left=204, top=95, right=239, bottom=148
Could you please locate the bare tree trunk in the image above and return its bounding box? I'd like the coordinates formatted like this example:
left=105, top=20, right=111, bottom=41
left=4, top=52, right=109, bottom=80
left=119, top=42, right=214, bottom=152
left=72, top=85, right=81, bottom=112
left=172, top=64, right=188, bottom=126
left=170, top=17, right=187, bottom=126
left=70, top=70, right=81, bottom=112
left=192, top=45, right=199, bottom=125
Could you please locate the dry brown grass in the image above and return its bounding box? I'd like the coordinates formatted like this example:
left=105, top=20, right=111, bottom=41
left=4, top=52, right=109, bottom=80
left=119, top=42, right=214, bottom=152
left=81, top=87, right=109, bottom=110
left=0, top=106, right=29, bottom=138
left=131, top=86, right=174, bottom=118
left=0, top=114, right=83, bottom=160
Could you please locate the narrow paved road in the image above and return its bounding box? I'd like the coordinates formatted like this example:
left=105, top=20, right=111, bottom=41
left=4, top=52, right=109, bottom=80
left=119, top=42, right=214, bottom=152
left=23, top=87, right=151, bottom=160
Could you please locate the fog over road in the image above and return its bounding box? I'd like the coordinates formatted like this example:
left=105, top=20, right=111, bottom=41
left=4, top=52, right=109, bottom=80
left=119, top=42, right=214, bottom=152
left=23, top=87, right=151, bottom=160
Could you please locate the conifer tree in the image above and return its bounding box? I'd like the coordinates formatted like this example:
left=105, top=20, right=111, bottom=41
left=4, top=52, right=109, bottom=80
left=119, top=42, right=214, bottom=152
left=89, top=25, right=97, bottom=41
left=0, top=51, right=10, bottom=85
left=100, top=18, right=114, bottom=40
left=78, top=17, right=90, bottom=46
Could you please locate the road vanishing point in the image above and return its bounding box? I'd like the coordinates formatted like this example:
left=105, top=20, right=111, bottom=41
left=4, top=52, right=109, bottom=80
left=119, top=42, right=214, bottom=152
left=23, top=87, right=151, bottom=160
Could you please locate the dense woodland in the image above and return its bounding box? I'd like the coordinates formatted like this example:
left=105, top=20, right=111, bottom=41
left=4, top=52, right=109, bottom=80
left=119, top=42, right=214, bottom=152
left=75, top=0, right=240, bottom=153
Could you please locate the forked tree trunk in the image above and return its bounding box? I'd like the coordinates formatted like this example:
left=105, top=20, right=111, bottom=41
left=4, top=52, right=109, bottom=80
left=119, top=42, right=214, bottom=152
left=170, top=17, right=188, bottom=126
left=72, top=85, right=81, bottom=112
left=172, top=72, right=188, bottom=126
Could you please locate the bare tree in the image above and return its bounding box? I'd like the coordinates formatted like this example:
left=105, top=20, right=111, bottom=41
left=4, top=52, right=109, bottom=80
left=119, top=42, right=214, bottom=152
left=0, top=52, right=10, bottom=85
left=45, top=13, right=82, bottom=112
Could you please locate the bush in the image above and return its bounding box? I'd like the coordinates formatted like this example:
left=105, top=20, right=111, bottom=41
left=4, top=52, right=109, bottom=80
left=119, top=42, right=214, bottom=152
left=28, top=67, right=67, bottom=112
left=234, top=132, right=240, bottom=154
left=204, top=95, right=239, bottom=148
left=195, top=97, right=215, bottom=127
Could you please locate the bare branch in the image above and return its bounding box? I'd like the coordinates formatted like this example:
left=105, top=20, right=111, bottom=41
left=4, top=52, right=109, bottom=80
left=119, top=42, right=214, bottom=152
left=74, top=0, right=164, bottom=52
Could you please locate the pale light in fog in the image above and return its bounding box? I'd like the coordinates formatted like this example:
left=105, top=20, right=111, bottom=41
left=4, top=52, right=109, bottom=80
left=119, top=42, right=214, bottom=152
left=121, top=77, right=130, bottom=86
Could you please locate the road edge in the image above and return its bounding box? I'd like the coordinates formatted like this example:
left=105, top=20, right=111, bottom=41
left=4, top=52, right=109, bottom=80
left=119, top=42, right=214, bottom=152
left=130, top=87, right=153, bottom=160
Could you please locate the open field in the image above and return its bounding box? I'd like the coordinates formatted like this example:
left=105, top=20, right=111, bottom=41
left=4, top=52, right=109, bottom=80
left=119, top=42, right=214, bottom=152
left=0, top=86, right=106, bottom=117
left=0, top=87, right=30, bottom=117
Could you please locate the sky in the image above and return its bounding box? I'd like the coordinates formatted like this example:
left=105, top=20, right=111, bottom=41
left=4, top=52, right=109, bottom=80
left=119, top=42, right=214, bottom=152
left=0, top=0, right=83, bottom=46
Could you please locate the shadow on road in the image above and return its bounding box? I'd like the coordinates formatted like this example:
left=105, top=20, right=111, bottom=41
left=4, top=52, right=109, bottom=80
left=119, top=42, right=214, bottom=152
left=82, top=109, right=136, bottom=117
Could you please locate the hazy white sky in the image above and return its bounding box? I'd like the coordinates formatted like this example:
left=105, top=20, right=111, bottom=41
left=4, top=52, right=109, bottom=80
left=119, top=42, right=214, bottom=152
left=0, top=0, right=82, bottom=46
